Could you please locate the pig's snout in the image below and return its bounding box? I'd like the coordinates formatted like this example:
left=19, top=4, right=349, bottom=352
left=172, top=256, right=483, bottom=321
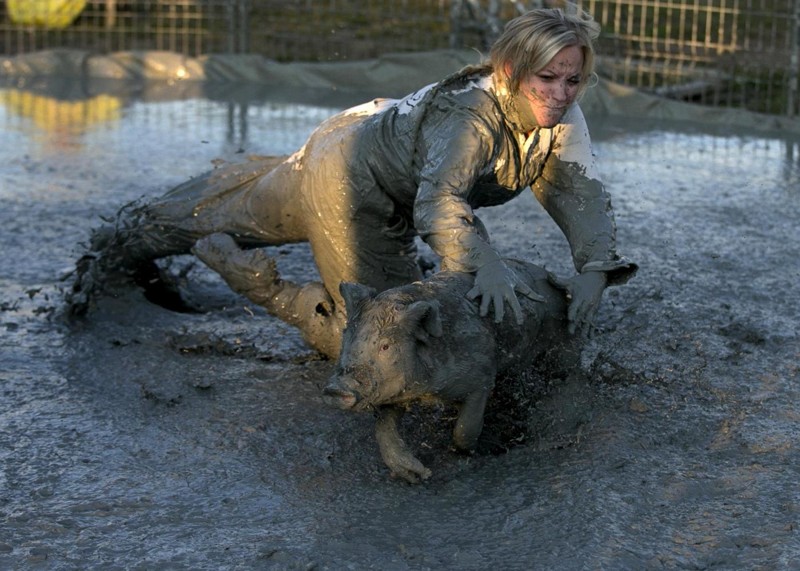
left=322, top=384, right=360, bottom=410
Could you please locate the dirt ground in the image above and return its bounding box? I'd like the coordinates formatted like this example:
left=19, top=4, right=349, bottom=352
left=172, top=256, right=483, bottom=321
left=1, top=74, right=799, bottom=570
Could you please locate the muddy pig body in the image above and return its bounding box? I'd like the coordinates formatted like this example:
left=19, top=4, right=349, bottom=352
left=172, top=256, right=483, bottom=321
left=324, top=259, right=571, bottom=482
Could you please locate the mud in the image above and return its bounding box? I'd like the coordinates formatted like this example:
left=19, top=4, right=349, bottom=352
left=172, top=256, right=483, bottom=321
left=1, top=79, right=799, bottom=570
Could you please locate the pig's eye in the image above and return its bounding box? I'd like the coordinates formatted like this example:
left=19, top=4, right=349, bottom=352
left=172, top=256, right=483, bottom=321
left=380, top=343, right=390, bottom=352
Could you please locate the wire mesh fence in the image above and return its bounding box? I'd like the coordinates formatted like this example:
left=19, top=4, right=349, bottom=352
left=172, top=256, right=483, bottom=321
left=584, top=0, right=800, bottom=116
left=1, top=0, right=798, bottom=116
left=0, top=1, right=235, bottom=55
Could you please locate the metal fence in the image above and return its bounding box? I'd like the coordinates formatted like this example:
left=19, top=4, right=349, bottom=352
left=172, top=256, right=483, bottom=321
left=1, top=0, right=798, bottom=116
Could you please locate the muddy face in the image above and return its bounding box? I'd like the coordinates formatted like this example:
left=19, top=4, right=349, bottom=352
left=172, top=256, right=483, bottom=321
left=518, top=44, right=584, bottom=128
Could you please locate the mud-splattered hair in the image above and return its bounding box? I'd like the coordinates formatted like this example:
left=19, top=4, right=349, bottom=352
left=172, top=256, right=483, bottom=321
left=490, top=3, right=600, bottom=98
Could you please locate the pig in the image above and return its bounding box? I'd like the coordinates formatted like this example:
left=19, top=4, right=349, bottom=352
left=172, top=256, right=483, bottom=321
left=185, top=233, right=577, bottom=482
left=323, top=259, right=575, bottom=483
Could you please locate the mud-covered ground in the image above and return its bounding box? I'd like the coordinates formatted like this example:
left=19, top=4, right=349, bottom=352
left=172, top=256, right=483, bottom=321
left=1, top=81, right=799, bottom=570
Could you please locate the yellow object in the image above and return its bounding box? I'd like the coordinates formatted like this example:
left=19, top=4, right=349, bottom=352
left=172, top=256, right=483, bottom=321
left=0, top=90, right=122, bottom=132
left=8, top=0, right=87, bottom=29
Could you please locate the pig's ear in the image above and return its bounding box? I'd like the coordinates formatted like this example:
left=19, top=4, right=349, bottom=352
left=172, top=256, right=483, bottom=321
left=406, top=300, right=443, bottom=342
left=339, top=282, right=377, bottom=313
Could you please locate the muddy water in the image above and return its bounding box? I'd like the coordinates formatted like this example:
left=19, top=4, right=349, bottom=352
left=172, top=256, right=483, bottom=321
left=1, top=81, right=799, bottom=570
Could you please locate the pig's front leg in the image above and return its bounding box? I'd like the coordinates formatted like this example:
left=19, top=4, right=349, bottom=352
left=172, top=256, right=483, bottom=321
left=452, top=388, right=490, bottom=452
left=375, top=406, right=432, bottom=483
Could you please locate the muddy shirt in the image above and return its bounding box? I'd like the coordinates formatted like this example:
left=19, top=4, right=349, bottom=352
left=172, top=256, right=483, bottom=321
left=295, top=69, right=633, bottom=282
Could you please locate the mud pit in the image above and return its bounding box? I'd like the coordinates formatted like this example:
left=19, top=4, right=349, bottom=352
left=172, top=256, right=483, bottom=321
left=2, top=59, right=800, bottom=569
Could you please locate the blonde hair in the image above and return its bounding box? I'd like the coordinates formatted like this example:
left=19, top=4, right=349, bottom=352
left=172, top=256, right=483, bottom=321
left=490, top=4, right=600, bottom=97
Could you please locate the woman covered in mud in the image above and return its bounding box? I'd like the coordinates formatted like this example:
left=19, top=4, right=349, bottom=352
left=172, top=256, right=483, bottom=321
left=71, top=5, right=635, bottom=358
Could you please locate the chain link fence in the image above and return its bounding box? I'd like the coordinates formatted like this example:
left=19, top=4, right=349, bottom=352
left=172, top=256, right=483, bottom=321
left=1, top=0, right=798, bottom=116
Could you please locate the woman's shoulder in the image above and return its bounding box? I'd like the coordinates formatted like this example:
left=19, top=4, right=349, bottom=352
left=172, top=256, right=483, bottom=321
left=431, top=74, right=503, bottom=133
left=545, top=104, right=600, bottom=176
left=558, top=103, right=590, bottom=127
left=390, top=70, right=495, bottom=119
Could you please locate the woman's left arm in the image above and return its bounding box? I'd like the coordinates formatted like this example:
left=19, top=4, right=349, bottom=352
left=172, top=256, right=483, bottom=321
left=532, top=105, right=637, bottom=335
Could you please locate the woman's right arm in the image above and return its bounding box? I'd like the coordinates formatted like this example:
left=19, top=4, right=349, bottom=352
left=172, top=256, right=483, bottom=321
left=412, top=107, right=539, bottom=323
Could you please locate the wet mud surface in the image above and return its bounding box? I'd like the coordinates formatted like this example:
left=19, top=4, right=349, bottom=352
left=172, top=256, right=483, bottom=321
left=2, top=82, right=800, bottom=570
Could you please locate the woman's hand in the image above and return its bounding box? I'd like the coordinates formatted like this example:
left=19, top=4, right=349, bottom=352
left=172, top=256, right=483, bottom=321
left=563, top=271, right=608, bottom=337
left=467, top=259, right=545, bottom=324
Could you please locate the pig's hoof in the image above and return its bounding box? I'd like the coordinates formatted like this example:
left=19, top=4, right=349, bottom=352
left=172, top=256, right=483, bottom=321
left=390, top=466, right=432, bottom=484
left=386, top=456, right=432, bottom=484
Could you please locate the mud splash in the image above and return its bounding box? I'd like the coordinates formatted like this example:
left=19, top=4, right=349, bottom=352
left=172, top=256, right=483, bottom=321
left=1, top=81, right=799, bottom=569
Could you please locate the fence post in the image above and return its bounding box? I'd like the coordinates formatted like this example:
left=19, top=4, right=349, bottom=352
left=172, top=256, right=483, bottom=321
left=790, top=0, right=800, bottom=116
left=227, top=0, right=236, bottom=53
left=226, top=0, right=250, bottom=54
left=238, top=0, right=251, bottom=54
left=486, top=0, right=503, bottom=45
left=106, top=0, right=117, bottom=28
left=450, top=0, right=465, bottom=49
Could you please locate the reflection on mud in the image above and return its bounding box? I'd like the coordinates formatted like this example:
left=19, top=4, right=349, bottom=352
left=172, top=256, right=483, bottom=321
left=0, top=89, right=122, bottom=152
left=0, top=76, right=360, bottom=161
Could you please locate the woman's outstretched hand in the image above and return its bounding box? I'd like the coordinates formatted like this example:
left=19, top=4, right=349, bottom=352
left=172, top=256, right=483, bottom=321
left=467, top=259, right=545, bottom=325
left=563, top=271, right=608, bottom=337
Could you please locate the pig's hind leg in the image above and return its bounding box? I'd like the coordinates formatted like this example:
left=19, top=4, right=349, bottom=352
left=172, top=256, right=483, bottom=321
left=192, top=233, right=344, bottom=359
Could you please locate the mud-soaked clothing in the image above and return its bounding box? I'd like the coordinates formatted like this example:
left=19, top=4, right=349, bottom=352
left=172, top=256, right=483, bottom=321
left=122, top=69, right=633, bottom=319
